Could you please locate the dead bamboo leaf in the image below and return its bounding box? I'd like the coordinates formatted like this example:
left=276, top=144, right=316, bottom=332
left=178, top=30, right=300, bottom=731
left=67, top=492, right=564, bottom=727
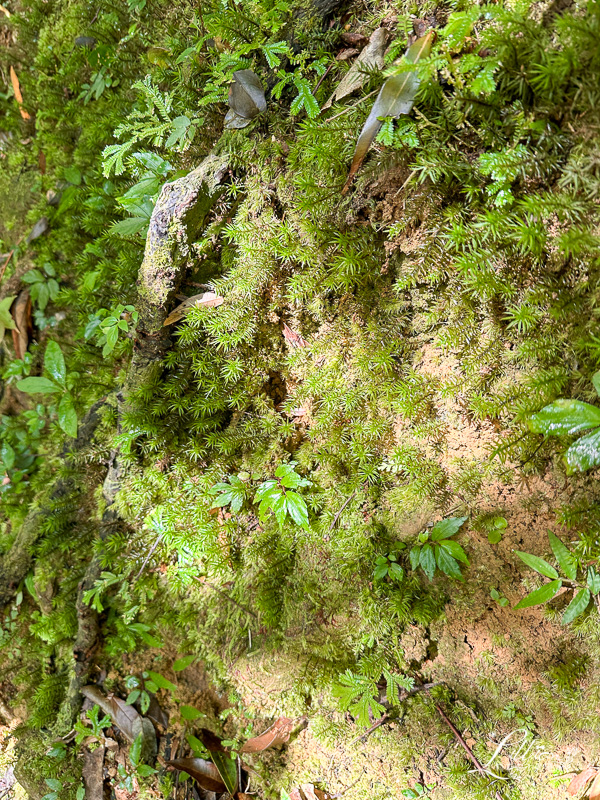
left=167, top=757, right=226, bottom=793
left=567, top=768, right=599, bottom=797
left=282, top=322, right=308, bottom=349
left=241, top=717, right=294, bottom=753
left=589, top=772, right=600, bottom=800
left=163, top=292, right=224, bottom=325
left=322, top=28, right=387, bottom=110
left=11, top=290, right=31, bottom=359
left=342, top=31, right=434, bottom=194
left=9, top=67, right=30, bottom=120
left=225, top=69, right=266, bottom=129
left=82, top=745, right=105, bottom=800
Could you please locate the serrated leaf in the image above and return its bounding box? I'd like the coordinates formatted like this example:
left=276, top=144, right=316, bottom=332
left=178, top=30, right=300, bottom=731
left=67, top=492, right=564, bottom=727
left=529, top=399, right=600, bottom=435
left=1, top=441, right=15, bottom=470
left=110, top=216, right=149, bottom=236
left=547, top=531, right=577, bottom=581
left=291, top=77, right=319, bottom=118
left=439, top=539, right=468, bottom=564
left=515, top=551, right=558, bottom=579
left=17, top=376, right=60, bottom=394
left=342, top=31, right=434, bottom=193
left=514, top=579, right=562, bottom=609
left=285, top=491, right=309, bottom=528
left=419, top=543, right=436, bottom=581
left=374, top=563, right=388, bottom=580
left=388, top=561, right=404, bottom=581
left=431, top=516, right=468, bottom=541
left=173, top=654, right=195, bottom=671
left=322, top=27, right=387, bottom=110
left=562, top=588, right=590, bottom=625
left=436, top=547, right=463, bottom=580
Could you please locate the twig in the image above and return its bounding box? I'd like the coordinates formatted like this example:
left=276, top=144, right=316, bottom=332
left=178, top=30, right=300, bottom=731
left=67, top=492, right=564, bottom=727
left=192, top=576, right=258, bottom=619
left=349, top=713, right=389, bottom=744
left=314, top=63, right=334, bottom=95
left=428, top=694, right=503, bottom=800
left=0, top=250, right=14, bottom=284
left=329, top=491, right=357, bottom=531
left=133, top=534, right=163, bottom=581
left=332, top=775, right=363, bottom=797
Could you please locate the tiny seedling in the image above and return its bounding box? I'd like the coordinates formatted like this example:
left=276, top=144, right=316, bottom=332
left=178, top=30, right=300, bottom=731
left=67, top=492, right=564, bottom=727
left=491, top=588, right=509, bottom=607
left=74, top=703, right=112, bottom=744
left=409, top=517, right=469, bottom=581
left=374, top=545, right=406, bottom=582
left=254, top=462, right=311, bottom=528
left=402, top=783, right=433, bottom=799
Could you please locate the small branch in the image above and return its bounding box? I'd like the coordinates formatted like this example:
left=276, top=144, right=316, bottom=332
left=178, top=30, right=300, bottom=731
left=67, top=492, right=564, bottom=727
left=329, top=491, right=357, bottom=531
left=349, top=713, right=389, bottom=745
left=0, top=250, right=14, bottom=284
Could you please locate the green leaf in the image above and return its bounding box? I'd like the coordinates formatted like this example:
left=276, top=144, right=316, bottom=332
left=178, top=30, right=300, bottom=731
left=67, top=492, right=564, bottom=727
left=562, top=588, right=591, bottom=625
left=17, top=376, right=60, bottom=394
left=187, top=733, right=209, bottom=756
left=438, top=540, right=469, bottom=564
left=140, top=691, right=150, bottom=714
left=291, top=76, right=319, bottom=118
left=261, top=41, right=289, bottom=68
left=529, top=399, right=600, bottom=435
left=515, top=551, right=558, bottom=579
left=44, top=340, right=67, bottom=386
left=409, top=546, right=420, bottom=571
left=45, top=779, right=62, bottom=791
left=587, top=567, right=600, bottom=595
left=436, top=547, right=463, bottom=580
left=180, top=704, right=204, bottom=721
left=126, top=689, right=141, bottom=705
left=514, top=579, right=562, bottom=609
left=137, top=764, right=158, bottom=777
left=388, top=562, right=404, bottom=581
left=419, top=544, right=436, bottom=581
left=173, top=654, right=195, bottom=671
left=211, top=750, right=238, bottom=795
left=285, top=491, right=309, bottom=528
left=110, top=216, right=149, bottom=236
left=373, top=563, right=388, bottom=580
left=343, top=32, right=434, bottom=192
left=1, top=441, right=15, bottom=470
left=564, top=428, right=600, bottom=473
left=488, top=530, right=502, bottom=544
left=430, top=516, right=468, bottom=541
left=76, top=786, right=85, bottom=800
left=146, top=670, right=177, bottom=693
left=58, top=393, right=78, bottom=438
left=129, top=733, right=143, bottom=768
left=64, top=166, right=82, bottom=185
left=547, top=531, right=577, bottom=581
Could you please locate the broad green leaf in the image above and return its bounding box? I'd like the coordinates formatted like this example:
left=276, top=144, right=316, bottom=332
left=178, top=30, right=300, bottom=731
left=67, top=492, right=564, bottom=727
left=17, top=376, right=60, bottom=394
left=388, top=562, right=404, bottom=581
left=409, top=546, right=420, bottom=571
left=439, top=539, right=469, bottom=564
left=514, top=579, right=562, bottom=609
left=129, top=733, right=143, bottom=767
left=488, top=530, right=502, bottom=544
left=173, top=654, right=195, bottom=671
left=547, top=531, right=577, bottom=581
left=529, top=399, right=600, bottom=435
left=593, top=370, right=600, bottom=397
left=211, top=491, right=235, bottom=508
left=210, top=750, right=238, bottom=796
left=126, top=689, right=140, bottom=705
left=187, top=733, right=209, bottom=755
left=180, top=704, right=204, bottom=721
left=431, top=516, right=468, bottom=541
left=436, top=547, right=463, bottom=580
left=420, top=543, right=436, bottom=581
left=374, top=563, right=388, bottom=580
left=76, top=786, right=85, bottom=800
left=562, top=588, right=590, bottom=625
left=515, top=551, right=558, bottom=579
left=137, top=764, right=158, bottom=777
left=110, top=216, right=149, bottom=236
left=254, top=480, right=278, bottom=501
left=564, top=429, right=600, bottom=473
left=147, top=671, right=177, bottom=693
left=588, top=567, right=600, bottom=595
left=45, top=779, right=62, bottom=791
left=44, top=340, right=66, bottom=386
left=58, top=393, right=78, bottom=437
left=64, top=166, right=82, bottom=185
left=343, top=31, right=434, bottom=193
left=1, top=441, right=15, bottom=470
left=285, top=491, right=309, bottom=528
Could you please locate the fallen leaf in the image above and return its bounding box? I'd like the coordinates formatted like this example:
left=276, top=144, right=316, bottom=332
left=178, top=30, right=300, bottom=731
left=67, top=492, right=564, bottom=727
left=81, top=685, right=157, bottom=758
left=290, top=406, right=309, bottom=418
left=38, top=150, right=46, bottom=174
left=26, top=216, right=49, bottom=244
left=322, top=27, right=387, bottom=110
left=340, top=31, right=369, bottom=47
left=167, top=758, right=226, bottom=793
left=282, top=322, right=308, bottom=349
left=336, top=48, right=360, bottom=61
left=567, top=768, right=599, bottom=797
left=11, top=290, right=32, bottom=359
left=589, top=772, right=600, bottom=800
left=241, top=717, right=294, bottom=753
left=163, top=292, right=224, bottom=325
left=224, top=69, right=266, bottom=129
left=342, top=31, right=434, bottom=194
left=82, top=745, right=105, bottom=800
left=9, top=67, right=30, bottom=120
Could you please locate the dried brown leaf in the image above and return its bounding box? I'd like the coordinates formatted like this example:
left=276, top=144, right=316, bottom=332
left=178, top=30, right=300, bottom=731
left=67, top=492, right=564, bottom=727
left=225, top=69, right=266, bottom=129
left=241, top=717, right=294, bottom=753
left=336, top=48, right=360, bottom=61
left=11, top=290, right=31, bottom=359
left=342, top=31, right=434, bottom=194
left=82, top=745, right=105, bottom=800
left=9, top=67, right=30, bottom=120
left=567, top=768, right=599, bottom=797
left=322, top=28, right=387, bottom=110
left=340, top=32, right=369, bottom=47
left=167, top=757, right=226, bottom=793
left=163, top=292, right=224, bottom=325
left=282, top=323, right=308, bottom=349
left=590, top=773, right=600, bottom=800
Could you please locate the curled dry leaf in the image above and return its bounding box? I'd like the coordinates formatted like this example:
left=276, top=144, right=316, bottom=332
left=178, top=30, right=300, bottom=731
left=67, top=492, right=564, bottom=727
left=322, top=27, right=387, bottom=110
left=282, top=322, right=308, bottom=349
left=342, top=31, right=434, bottom=194
left=11, top=290, right=32, bottom=359
left=167, top=757, right=226, bottom=793
left=567, top=767, right=599, bottom=797
left=9, top=66, right=30, bottom=120
left=163, top=292, right=224, bottom=325
left=224, top=69, right=266, bottom=129
left=241, top=716, right=294, bottom=753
